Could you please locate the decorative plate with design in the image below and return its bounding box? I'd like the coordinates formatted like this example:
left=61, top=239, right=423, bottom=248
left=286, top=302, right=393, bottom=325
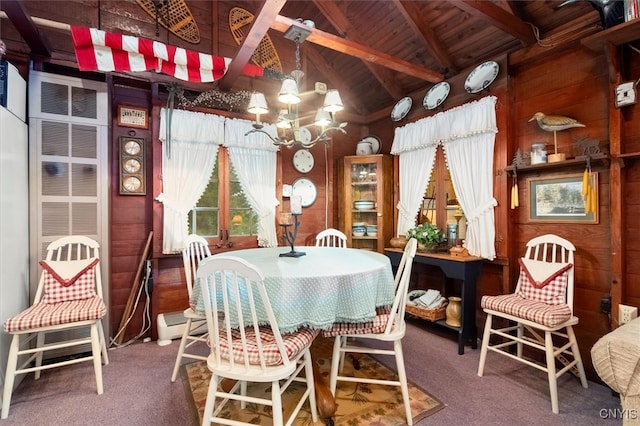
left=391, top=96, right=412, bottom=122
left=423, top=82, right=450, bottom=110
left=464, top=61, right=499, bottom=94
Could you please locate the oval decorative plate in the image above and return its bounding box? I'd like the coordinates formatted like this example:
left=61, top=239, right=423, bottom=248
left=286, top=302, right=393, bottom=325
left=423, top=82, right=450, bottom=110
left=391, top=96, right=412, bottom=122
left=361, top=135, right=381, bottom=154
left=464, top=61, right=499, bottom=94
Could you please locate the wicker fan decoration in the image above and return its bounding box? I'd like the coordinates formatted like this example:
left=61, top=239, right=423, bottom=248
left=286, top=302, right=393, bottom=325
left=136, top=0, right=200, bottom=44
left=229, top=7, right=283, bottom=73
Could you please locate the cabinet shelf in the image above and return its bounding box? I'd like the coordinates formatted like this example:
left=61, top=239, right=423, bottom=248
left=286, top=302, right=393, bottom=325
left=581, top=19, right=640, bottom=51
left=505, top=153, right=609, bottom=174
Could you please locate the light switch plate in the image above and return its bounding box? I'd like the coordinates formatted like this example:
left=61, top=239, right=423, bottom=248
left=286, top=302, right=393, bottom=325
left=615, top=81, right=637, bottom=108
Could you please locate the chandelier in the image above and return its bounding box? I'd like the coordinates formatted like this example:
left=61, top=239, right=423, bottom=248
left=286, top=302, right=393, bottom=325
left=245, top=22, right=347, bottom=149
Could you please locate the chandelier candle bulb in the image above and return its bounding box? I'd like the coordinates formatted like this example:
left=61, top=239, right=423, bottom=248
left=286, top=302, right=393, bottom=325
left=291, top=196, right=302, bottom=215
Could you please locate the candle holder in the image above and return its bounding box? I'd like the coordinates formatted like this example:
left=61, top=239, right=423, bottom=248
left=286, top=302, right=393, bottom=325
left=279, top=213, right=305, bottom=257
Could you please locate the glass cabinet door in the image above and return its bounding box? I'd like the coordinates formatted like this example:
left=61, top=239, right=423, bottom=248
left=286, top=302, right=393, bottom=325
left=341, top=154, right=393, bottom=253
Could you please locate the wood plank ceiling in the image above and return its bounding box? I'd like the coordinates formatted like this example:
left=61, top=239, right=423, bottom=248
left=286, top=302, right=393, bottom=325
left=0, top=0, right=606, bottom=124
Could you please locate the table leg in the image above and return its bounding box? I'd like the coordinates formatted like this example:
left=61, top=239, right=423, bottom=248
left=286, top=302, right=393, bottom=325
left=312, top=356, right=337, bottom=419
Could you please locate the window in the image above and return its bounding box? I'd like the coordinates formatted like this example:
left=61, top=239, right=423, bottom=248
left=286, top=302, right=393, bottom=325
left=419, top=146, right=466, bottom=243
left=188, top=148, right=258, bottom=246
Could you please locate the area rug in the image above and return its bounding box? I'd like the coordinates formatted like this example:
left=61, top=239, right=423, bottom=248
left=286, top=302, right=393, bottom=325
left=183, top=336, right=445, bottom=425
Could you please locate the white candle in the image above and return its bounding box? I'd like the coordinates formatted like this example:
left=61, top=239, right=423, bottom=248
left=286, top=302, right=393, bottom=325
left=291, top=196, right=302, bottom=214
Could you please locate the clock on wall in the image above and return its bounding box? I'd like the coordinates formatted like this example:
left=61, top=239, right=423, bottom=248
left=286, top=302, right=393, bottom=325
left=119, top=136, right=146, bottom=195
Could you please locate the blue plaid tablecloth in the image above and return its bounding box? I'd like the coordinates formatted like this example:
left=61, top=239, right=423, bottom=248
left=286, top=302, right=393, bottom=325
left=191, top=247, right=395, bottom=334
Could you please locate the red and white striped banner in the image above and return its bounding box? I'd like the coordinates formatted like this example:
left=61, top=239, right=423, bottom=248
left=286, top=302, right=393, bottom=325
left=70, top=26, right=264, bottom=83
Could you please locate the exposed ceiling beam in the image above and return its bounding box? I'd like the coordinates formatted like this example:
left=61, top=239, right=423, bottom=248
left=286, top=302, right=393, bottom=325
left=453, top=0, right=537, bottom=45
left=393, top=0, right=457, bottom=75
left=271, top=14, right=444, bottom=84
left=217, top=0, right=287, bottom=91
left=312, top=0, right=404, bottom=101
left=304, top=45, right=368, bottom=116
left=2, top=0, right=53, bottom=57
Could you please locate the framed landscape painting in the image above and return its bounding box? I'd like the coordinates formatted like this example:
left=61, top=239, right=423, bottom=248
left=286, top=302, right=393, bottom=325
left=527, top=173, right=598, bottom=223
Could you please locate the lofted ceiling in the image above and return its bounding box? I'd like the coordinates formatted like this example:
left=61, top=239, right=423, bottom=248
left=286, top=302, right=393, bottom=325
left=0, top=0, right=609, bottom=124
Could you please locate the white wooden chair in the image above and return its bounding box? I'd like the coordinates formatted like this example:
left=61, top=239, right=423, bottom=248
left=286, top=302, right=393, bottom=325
left=477, top=234, right=588, bottom=413
left=170, top=234, right=211, bottom=382
left=2, top=236, right=109, bottom=419
left=198, top=255, right=318, bottom=426
left=315, top=228, right=347, bottom=248
left=323, top=238, right=418, bottom=425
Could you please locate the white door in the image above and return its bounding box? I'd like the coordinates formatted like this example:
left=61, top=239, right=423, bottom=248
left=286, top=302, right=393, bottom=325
left=28, top=71, right=109, bottom=355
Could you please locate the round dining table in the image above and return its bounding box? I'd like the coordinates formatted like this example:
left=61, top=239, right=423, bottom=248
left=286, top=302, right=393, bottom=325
left=191, top=246, right=396, bottom=334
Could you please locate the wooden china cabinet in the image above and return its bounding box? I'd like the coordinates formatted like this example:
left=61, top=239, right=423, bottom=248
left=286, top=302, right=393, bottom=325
left=338, top=154, right=393, bottom=253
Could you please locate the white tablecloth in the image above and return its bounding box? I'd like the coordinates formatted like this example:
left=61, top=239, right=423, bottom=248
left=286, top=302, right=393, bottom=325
left=191, top=247, right=395, bottom=333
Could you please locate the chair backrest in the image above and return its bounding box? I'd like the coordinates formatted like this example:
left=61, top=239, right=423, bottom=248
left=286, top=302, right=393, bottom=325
left=384, top=238, right=417, bottom=334
left=518, top=234, right=576, bottom=310
left=181, top=234, right=212, bottom=299
left=197, top=255, right=292, bottom=372
left=315, top=228, right=348, bottom=248
left=34, top=236, right=103, bottom=303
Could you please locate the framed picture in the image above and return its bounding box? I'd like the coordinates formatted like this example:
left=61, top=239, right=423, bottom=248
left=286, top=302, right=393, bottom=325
left=527, top=173, right=598, bottom=223
left=117, top=105, right=148, bottom=129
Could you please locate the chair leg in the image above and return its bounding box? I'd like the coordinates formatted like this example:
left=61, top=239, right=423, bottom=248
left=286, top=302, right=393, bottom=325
left=171, top=317, right=193, bottom=382
left=304, top=350, right=319, bottom=423
left=271, top=380, right=283, bottom=426
left=90, top=323, right=104, bottom=395
left=394, top=339, right=413, bottom=426
left=201, top=373, right=218, bottom=426
left=544, top=331, right=559, bottom=414
left=477, top=313, right=492, bottom=376
left=34, top=331, right=45, bottom=380
left=98, top=320, right=109, bottom=365
left=517, top=323, right=524, bottom=358
left=1, top=335, right=20, bottom=419
left=329, top=336, right=343, bottom=394
left=567, top=326, right=588, bottom=388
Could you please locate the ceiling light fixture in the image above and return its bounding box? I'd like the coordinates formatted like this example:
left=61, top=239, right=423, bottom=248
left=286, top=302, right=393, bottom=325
left=245, top=22, right=347, bottom=149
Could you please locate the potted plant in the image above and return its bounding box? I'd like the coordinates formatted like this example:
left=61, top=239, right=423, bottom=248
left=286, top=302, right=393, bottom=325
left=406, top=222, right=446, bottom=251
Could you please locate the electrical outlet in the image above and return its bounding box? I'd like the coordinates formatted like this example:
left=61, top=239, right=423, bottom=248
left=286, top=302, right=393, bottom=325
left=619, top=304, right=638, bottom=325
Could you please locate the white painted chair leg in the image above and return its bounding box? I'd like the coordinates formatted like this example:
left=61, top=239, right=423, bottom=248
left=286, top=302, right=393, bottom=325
left=34, top=332, right=45, bottom=380
left=544, top=331, right=559, bottom=414
left=477, top=314, right=492, bottom=376
left=1, top=335, right=20, bottom=419
left=271, top=380, right=283, bottom=425
left=171, top=317, right=192, bottom=382
left=329, top=336, right=342, bottom=394
left=394, top=340, right=413, bottom=425
left=91, top=323, right=104, bottom=394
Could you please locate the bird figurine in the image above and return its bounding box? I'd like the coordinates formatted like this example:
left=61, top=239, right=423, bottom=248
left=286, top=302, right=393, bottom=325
left=529, top=112, right=585, bottom=161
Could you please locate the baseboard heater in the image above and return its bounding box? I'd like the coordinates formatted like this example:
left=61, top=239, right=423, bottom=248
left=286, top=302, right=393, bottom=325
left=156, top=311, right=205, bottom=346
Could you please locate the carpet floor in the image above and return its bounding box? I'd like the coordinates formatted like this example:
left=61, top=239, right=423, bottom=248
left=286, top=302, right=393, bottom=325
left=184, top=336, right=444, bottom=425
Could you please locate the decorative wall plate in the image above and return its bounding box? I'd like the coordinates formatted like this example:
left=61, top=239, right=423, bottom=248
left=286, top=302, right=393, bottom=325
left=464, top=61, right=499, bottom=94
left=292, top=178, right=317, bottom=207
left=391, top=96, right=412, bottom=121
left=293, top=149, right=314, bottom=173
left=423, top=82, right=450, bottom=110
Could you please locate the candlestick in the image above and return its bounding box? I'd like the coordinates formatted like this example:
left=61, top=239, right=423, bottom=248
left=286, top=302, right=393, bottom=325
left=279, top=212, right=293, bottom=226
left=279, top=213, right=305, bottom=257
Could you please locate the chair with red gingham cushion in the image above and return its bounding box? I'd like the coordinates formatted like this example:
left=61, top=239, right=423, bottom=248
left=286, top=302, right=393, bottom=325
left=170, top=234, right=211, bottom=382
left=1, top=236, right=109, bottom=419
left=198, top=255, right=318, bottom=426
left=477, top=234, right=588, bottom=414
left=325, top=238, right=417, bottom=426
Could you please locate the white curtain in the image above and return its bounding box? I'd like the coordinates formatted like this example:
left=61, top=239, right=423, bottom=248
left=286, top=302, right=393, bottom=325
left=391, top=96, right=498, bottom=260
left=390, top=122, right=438, bottom=237
left=224, top=118, right=280, bottom=247
left=157, top=108, right=224, bottom=254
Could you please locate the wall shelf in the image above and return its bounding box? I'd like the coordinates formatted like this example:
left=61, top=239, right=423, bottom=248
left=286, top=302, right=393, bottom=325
left=581, top=19, right=640, bottom=52
left=505, top=153, right=609, bottom=174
